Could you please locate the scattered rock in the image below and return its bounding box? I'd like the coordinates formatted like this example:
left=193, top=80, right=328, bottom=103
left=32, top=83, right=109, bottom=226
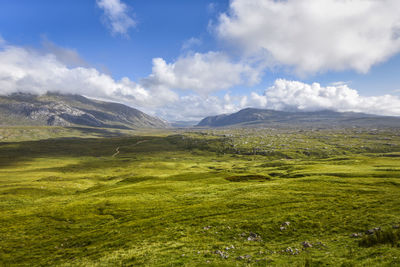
left=393, top=225, right=400, bottom=229
left=247, top=232, right=262, bottom=241
left=366, top=229, right=375, bottom=235
left=366, top=227, right=381, bottom=235
left=302, top=241, right=312, bottom=248
left=314, top=241, right=326, bottom=247
left=284, top=247, right=293, bottom=253
left=281, top=221, right=290, bottom=226
left=203, top=226, right=212, bottom=230
left=350, top=233, right=361, bottom=238
left=283, top=247, right=300, bottom=255
left=215, top=250, right=229, bottom=259
left=236, top=254, right=252, bottom=260
left=225, top=245, right=235, bottom=250
left=280, top=226, right=286, bottom=231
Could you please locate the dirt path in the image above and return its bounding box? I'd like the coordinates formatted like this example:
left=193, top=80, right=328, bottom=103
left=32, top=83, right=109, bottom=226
left=111, top=140, right=148, bottom=157
left=112, top=147, right=120, bottom=157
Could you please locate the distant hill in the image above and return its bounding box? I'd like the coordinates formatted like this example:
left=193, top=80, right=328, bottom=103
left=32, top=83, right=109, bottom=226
left=0, top=93, right=169, bottom=129
left=197, top=108, right=400, bottom=128
left=170, top=121, right=199, bottom=128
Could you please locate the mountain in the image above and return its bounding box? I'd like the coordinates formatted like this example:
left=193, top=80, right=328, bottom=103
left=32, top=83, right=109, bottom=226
left=0, top=93, right=169, bottom=129
left=170, top=121, right=199, bottom=128
left=197, top=108, right=400, bottom=128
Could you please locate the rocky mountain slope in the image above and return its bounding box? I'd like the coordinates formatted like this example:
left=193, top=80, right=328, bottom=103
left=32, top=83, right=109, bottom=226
left=0, top=93, right=169, bottom=129
left=197, top=108, right=400, bottom=128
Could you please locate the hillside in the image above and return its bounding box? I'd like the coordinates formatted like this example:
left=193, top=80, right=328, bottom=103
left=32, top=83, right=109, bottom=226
left=197, top=108, right=400, bottom=128
left=0, top=93, right=169, bottom=129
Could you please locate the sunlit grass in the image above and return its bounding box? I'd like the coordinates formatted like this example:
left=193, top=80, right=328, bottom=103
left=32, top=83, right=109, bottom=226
left=1, top=127, right=400, bottom=266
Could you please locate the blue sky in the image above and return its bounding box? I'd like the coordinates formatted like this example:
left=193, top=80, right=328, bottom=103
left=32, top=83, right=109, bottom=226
left=1, top=0, right=400, bottom=121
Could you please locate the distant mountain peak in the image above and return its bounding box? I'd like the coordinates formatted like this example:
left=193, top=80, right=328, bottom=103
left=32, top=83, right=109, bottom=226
left=0, top=93, right=169, bottom=129
left=197, top=108, right=400, bottom=128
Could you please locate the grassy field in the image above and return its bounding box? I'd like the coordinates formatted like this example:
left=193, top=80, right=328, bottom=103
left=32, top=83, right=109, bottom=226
left=1, top=127, right=400, bottom=266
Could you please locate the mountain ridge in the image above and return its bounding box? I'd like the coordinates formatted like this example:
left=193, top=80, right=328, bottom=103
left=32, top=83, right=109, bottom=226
left=197, top=108, right=400, bottom=128
left=0, top=93, right=169, bottom=129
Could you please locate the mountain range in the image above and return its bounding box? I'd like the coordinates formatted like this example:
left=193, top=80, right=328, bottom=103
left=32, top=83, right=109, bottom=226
left=0, top=93, right=169, bottom=129
left=197, top=108, right=400, bottom=128
left=2, top=93, right=400, bottom=129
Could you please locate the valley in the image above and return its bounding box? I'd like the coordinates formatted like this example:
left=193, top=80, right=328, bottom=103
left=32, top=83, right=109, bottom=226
left=1, top=126, right=400, bottom=266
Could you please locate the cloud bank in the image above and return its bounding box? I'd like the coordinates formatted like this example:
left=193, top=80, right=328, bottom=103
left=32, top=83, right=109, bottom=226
left=1, top=39, right=400, bottom=121
left=216, top=0, right=400, bottom=74
left=0, top=41, right=246, bottom=120
left=0, top=42, right=157, bottom=107
left=263, top=79, right=400, bottom=116
left=143, top=52, right=261, bottom=94
left=96, top=0, right=135, bottom=37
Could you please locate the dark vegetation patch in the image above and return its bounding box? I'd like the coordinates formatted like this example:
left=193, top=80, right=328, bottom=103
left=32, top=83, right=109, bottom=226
left=225, top=174, right=271, bottom=182
left=380, top=153, right=400, bottom=158
left=0, top=187, right=56, bottom=197
left=359, top=228, right=400, bottom=247
left=375, top=181, right=400, bottom=187
left=259, top=161, right=288, bottom=167
left=117, top=176, right=154, bottom=184
left=268, top=171, right=286, bottom=177
left=284, top=173, right=312, bottom=178
left=321, top=172, right=362, bottom=178
left=37, top=176, right=67, bottom=182
left=324, top=157, right=352, bottom=161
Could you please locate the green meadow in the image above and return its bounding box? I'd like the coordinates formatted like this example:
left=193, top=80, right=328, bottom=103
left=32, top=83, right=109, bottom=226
left=1, top=126, right=400, bottom=266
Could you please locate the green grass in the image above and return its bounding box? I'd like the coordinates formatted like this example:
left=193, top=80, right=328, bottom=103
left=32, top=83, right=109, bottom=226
left=1, top=127, right=400, bottom=266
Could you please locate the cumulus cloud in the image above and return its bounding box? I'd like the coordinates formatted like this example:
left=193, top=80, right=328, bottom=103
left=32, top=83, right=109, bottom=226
left=96, top=0, right=135, bottom=37
left=0, top=42, right=176, bottom=109
left=181, top=37, right=202, bottom=51
left=156, top=94, right=248, bottom=121
left=262, top=79, right=400, bottom=116
left=41, top=39, right=88, bottom=68
left=2, top=38, right=400, bottom=121
left=142, top=51, right=262, bottom=94
left=216, top=0, right=400, bottom=74
left=0, top=39, right=249, bottom=121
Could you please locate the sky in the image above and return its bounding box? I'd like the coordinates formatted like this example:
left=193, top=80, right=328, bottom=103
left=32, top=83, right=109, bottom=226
left=1, top=0, right=400, bottom=121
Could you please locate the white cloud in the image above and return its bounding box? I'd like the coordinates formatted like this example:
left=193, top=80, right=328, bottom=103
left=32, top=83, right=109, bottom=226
left=142, top=51, right=262, bottom=94
left=2, top=39, right=400, bottom=121
left=156, top=93, right=249, bottom=121
left=96, top=0, right=135, bottom=37
left=0, top=40, right=248, bottom=121
left=216, top=0, right=400, bottom=74
left=262, top=79, right=400, bottom=116
left=41, top=39, right=88, bottom=68
left=0, top=35, right=5, bottom=46
left=181, top=37, right=202, bottom=51
left=0, top=42, right=175, bottom=109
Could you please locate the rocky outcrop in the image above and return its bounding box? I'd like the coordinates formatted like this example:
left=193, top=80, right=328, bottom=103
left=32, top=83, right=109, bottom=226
left=0, top=93, right=169, bottom=129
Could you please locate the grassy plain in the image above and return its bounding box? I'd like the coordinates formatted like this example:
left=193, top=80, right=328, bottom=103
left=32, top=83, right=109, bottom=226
left=1, top=126, right=400, bottom=266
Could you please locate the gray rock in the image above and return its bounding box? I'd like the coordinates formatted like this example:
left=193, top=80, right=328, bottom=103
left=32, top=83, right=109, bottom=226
left=215, top=250, right=228, bottom=259
left=302, top=241, right=312, bottom=248
left=247, top=232, right=262, bottom=241
left=236, top=254, right=251, bottom=260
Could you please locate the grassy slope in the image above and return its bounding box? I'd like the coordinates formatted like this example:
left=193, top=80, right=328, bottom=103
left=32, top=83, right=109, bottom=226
left=0, top=128, right=400, bottom=266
